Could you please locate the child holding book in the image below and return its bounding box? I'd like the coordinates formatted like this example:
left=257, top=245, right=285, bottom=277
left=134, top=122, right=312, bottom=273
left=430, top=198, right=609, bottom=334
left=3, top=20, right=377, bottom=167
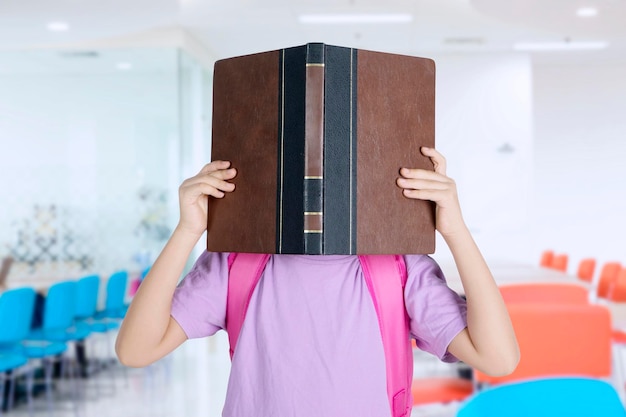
left=116, top=146, right=519, bottom=416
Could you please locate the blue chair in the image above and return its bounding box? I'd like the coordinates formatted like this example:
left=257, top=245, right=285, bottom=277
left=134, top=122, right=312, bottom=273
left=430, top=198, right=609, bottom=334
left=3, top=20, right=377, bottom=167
left=75, top=275, right=118, bottom=380
left=23, top=281, right=86, bottom=414
left=0, top=287, right=36, bottom=416
left=29, top=281, right=91, bottom=343
left=76, top=274, right=118, bottom=331
left=98, top=271, right=129, bottom=319
left=0, top=353, right=28, bottom=416
left=97, top=271, right=132, bottom=386
left=75, top=275, right=100, bottom=321
left=456, top=377, right=626, bottom=417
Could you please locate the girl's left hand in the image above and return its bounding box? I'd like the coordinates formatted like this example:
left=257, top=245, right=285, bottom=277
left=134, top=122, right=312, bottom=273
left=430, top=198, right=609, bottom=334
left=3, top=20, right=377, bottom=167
left=396, top=147, right=467, bottom=237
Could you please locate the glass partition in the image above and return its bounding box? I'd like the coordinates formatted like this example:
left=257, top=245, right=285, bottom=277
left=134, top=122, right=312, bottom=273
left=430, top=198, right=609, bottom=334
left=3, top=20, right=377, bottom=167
left=0, top=47, right=211, bottom=286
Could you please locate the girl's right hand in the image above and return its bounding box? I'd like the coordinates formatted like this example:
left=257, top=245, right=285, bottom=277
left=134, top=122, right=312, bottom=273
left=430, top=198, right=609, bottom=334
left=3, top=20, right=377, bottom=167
left=177, top=160, right=237, bottom=237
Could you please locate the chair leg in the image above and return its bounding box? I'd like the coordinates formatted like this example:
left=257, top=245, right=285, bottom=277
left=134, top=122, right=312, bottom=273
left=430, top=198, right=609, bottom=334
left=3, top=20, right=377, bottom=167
left=6, top=370, right=16, bottom=412
left=0, top=372, right=5, bottom=417
left=75, top=341, right=88, bottom=379
left=26, top=366, right=35, bottom=417
left=44, top=357, right=58, bottom=417
left=69, top=357, right=82, bottom=417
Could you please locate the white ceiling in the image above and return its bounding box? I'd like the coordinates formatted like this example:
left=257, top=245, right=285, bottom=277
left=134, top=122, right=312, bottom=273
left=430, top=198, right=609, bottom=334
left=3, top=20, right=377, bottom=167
left=1, top=0, right=625, bottom=65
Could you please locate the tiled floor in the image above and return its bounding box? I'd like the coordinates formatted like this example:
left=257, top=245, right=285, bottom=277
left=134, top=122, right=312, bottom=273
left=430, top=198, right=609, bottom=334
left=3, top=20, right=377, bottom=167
left=6, top=333, right=461, bottom=417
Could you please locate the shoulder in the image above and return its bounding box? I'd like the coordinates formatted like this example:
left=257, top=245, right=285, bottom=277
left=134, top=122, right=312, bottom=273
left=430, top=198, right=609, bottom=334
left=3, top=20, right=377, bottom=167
left=195, top=250, right=230, bottom=268
left=171, top=251, right=232, bottom=338
left=402, top=254, right=457, bottom=295
left=179, top=251, right=231, bottom=285
left=403, top=254, right=445, bottom=280
left=173, top=251, right=231, bottom=308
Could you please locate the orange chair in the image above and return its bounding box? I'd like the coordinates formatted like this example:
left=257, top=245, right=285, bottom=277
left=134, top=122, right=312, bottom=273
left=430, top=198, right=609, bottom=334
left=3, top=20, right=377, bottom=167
left=475, top=303, right=612, bottom=386
left=550, top=253, right=569, bottom=273
left=609, top=267, right=626, bottom=303
left=604, top=268, right=626, bottom=344
left=499, top=283, right=588, bottom=305
left=576, top=258, right=597, bottom=282
left=539, top=250, right=554, bottom=268
left=596, top=262, right=622, bottom=299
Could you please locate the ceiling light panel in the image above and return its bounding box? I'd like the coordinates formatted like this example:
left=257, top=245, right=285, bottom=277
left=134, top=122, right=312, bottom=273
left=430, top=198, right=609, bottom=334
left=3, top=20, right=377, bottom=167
left=298, top=13, right=413, bottom=24
left=576, top=7, right=598, bottom=17
left=513, top=41, right=608, bottom=51
left=47, top=22, right=69, bottom=32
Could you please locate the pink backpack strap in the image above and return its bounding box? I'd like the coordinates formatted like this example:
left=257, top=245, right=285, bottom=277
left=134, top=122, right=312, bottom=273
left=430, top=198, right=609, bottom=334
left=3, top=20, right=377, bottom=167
left=359, top=255, right=412, bottom=417
left=226, top=253, right=271, bottom=359
left=226, top=253, right=411, bottom=416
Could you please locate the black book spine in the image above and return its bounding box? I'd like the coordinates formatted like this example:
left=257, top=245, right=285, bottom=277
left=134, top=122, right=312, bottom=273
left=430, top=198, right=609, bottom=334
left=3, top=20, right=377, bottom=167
left=278, top=43, right=356, bottom=254
left=303, top=43, right=325, bottom=254
left=323, top=45, right=357, bottom=254
left=276, top=46, right=306, bottom=254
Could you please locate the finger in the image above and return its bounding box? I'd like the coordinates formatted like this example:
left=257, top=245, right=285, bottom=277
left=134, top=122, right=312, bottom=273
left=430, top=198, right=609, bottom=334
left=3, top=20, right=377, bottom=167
left=402, top=188, right=447, bottom=202
left=420, top=147, right=447, bottom=176
left=199, top=160, right=231, bottom=175
left=205, top=176, right=237, bottom=193
left=206, top=168, right=237, bottom=181
left=184, top=168, right=237, bottom=188
left=399, top=168, right=450, bottom=183
left=182, top=176, right=236, bottom=195
left=183, top=182, right=232, bottom=200
left=396, top=177, right=449, bottom=191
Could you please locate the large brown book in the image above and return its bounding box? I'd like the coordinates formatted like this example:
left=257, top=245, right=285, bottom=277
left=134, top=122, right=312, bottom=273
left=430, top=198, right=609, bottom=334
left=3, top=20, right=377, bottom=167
left=207, top=43, right=436, bottom=255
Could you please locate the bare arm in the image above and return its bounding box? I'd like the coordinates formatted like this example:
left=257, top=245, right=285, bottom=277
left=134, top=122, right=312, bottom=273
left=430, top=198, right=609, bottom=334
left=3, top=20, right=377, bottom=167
left=397, top=147, right=519, bottom=376
left=115, top=161, right=237, bottom=367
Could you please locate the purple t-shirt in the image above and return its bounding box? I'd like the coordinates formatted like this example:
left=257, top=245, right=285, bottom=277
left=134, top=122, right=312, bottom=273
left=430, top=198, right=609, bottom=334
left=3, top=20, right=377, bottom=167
left=171, top=252, right=467, bottom=417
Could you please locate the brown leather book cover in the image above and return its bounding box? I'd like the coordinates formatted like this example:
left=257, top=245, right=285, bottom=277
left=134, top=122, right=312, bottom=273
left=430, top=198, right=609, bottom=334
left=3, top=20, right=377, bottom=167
left=208, top=43, right=435, bottom=255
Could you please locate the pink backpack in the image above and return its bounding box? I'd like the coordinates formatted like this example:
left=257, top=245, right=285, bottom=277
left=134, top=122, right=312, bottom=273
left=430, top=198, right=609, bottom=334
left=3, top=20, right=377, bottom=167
left=225, top=253, right=413, bottom=417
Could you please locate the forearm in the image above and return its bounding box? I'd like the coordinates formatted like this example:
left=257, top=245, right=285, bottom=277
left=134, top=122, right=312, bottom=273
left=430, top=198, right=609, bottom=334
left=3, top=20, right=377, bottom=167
left=445, top=225, right=519, bottom=375
left=115, top=226, right=200, bottom=365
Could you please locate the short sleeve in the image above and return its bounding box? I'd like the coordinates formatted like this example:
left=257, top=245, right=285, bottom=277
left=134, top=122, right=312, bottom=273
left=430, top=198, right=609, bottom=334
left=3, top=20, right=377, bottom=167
left=404, top=255, right=468, bottom=363
left=170, top=251, right=230, bottom=339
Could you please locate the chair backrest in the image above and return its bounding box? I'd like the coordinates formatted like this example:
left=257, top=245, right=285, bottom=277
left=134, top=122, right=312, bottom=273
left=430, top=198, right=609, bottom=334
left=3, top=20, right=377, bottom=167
left=608, top=268, right=626, bottom=303
left=44, top=280, right=77, bottom=331
left=474, top=303, right=612, bottom=385
left=75, top=274, right=100, bottom=318
left=576, top=258, right=596, bottom=282
left=499, top=283, right=588, bottom=305
left=0, top=287, right=36, bottom=343
left=550, top=253, right=568, bottom=272
left=596, top=262, right=622, bottom=299
left=105, top=270, right=128, bottom=311
left=457, top=377, right=625, bottom=417
left=539, top=250, right=554, bottom=268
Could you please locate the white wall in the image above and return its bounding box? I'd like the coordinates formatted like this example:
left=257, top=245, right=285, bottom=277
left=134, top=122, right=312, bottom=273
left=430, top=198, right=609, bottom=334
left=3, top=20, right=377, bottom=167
left=432, top=53, right=626, bottom=271
left=532, top=59, right=626, bottom=273
left=431, top=53, right=534, bottom=263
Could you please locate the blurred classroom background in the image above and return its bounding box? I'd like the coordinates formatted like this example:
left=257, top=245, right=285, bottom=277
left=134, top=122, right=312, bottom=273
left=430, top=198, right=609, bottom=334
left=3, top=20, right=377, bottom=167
left=1, top=0, right=626, bottom=416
